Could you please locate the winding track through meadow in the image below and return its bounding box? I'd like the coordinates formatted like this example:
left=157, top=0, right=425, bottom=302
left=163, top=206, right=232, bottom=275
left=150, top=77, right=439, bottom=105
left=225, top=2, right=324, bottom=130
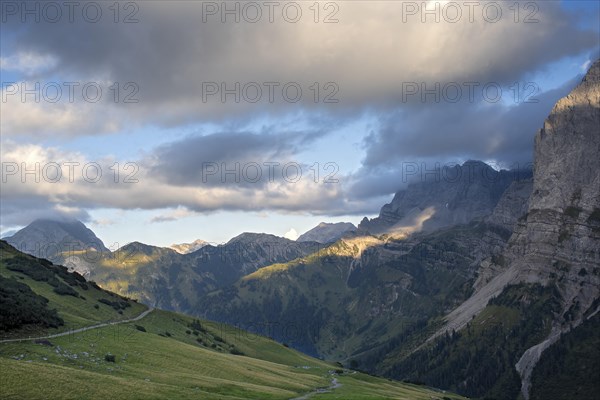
left=0, top=307, right=154, bottom=344
left=291, top=372, right=342, bottom=400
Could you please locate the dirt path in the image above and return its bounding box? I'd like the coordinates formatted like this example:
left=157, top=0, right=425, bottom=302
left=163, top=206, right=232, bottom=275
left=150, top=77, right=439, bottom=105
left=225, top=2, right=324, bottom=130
left=291, top=372, right=342, bottom=400
left=0, top=307, right=154, bottom=344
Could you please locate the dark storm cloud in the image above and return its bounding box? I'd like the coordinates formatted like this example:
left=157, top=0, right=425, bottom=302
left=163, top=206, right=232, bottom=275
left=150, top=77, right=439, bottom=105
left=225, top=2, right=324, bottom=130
left=364, top=78, right=581, bottom=166
left=2, top=1, right=598, bottom=135
left=348, top=76, right=582, bottom=199
left=148, top=129, right=325, bottom=187
left=1, top=1, right=599, bottom=221
left=0, top=196, right=91, bottom=227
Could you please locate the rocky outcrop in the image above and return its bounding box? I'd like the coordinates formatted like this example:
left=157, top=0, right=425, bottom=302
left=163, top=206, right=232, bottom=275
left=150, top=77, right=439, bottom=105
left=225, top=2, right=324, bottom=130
left=297, top=222, right=357, bottom=243
left=358, top=161, right=525, bottom=235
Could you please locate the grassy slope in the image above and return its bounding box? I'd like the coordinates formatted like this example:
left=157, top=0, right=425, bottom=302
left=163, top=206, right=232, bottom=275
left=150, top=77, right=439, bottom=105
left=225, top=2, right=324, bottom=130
left=0, top=308, right=467, bottom=400
left=0, top=242, right=147, bottom=338
left=0, top=242, right=467, bottom=400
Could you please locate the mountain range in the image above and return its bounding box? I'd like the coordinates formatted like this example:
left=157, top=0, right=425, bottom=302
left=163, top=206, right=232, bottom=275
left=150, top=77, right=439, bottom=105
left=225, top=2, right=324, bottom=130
left=4, top=59, right=599, bottom=400
left=2, top=240, right=467, bottom=399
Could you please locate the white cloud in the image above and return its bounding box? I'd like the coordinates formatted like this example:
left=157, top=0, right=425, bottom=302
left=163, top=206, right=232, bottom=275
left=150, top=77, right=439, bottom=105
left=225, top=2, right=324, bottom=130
left=582, top=59, right=592, bottom=71
left=0, top=52, right=58, bottom=75
left=0, top=81, right=134, bottom=137
left=284, top=228, right=298, bottom=241
left=0, top=140, right=371, bottom=226
left=90, top=218, right=116, bottom=227
left=149, top=207, right=196, bottom=223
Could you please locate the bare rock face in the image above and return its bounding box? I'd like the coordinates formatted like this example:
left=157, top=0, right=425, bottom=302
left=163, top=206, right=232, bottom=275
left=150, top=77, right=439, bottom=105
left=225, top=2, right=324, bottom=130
left=508, top=58, right=600, bottom=294
left=532, top=59, right=600, bottom=213
left=486, top=179, right=533, bottom=231
left=438, top=59, right=600, bottom=399
left=509, top=60, right=600, bottom=399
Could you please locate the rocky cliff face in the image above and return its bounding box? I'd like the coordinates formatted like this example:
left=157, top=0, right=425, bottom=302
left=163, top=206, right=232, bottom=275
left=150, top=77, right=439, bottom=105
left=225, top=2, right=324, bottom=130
left=508, top=60, right=599, bottom=315
left=358, top=161, right=526, bottom=235
left=508, top=59, right=600, bottom=278
left=437, top=59, right=600, bottom=399
left=510, top=59, right=600, bottom=399
left=485, top=179, right=533, bottom=232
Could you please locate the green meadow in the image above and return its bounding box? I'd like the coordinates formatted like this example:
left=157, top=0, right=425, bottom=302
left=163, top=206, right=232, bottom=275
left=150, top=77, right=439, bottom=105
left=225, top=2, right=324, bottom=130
left=0, top=241, right=466, bottom=399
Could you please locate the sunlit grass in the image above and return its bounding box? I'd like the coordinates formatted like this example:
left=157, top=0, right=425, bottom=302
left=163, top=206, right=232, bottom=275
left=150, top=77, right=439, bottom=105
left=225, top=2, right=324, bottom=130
left=0, top=307, right=467, bottom=400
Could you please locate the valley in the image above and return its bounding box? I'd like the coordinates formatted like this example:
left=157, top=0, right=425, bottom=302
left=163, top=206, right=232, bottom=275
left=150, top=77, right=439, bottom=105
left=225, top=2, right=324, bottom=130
left=2, top=4, right=599, bottom=396
left=0, top=240, right=466, bottom=399
left=5, top=59, right=598, bottom=400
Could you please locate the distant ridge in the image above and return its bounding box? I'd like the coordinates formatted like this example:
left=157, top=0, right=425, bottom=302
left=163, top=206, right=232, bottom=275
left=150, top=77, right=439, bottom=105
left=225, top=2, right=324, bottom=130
left=358, top=160, right=532, bottom=235
left=297, top=222, right=357, bottom=243
left=169, top=239, right=208, bottom=254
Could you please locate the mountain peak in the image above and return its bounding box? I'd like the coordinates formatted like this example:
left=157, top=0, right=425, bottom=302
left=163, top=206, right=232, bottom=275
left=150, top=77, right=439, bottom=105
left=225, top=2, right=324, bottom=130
left=462, top=159, right=494, bottom=170
left=297, top=222, right=357, bottom=243
left=117, top=241, right=171, bottom=256
left=226, top=232, right=287, bottom=245
left=358, top=160, right=524, bottom=235
left=5, top=219, right=108, bottom=261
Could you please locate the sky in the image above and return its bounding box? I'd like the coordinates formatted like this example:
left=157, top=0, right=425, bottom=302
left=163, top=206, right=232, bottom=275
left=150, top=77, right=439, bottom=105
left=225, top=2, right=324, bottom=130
left=1, top=0, right=599, bottom=247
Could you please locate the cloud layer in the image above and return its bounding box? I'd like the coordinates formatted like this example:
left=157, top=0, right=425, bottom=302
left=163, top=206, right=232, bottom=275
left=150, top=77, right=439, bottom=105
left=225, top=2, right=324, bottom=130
left=1, top=1, right=599, bottom=229
left=2, top=1, right=597, bottom=135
